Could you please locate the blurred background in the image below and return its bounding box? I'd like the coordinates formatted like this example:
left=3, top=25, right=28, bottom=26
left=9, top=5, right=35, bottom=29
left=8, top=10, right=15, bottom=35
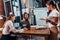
left=0, top=0, right=60, bottom=40
left=2, top=0, right=60, bottom=27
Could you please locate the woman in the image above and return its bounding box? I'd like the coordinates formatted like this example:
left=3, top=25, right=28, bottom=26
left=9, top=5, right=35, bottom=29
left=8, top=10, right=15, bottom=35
left=40, top=1, right=59, bottom=40
left=20, top=12, right=30, bottom=30
left=20, top=12, right=30, bottom=40
left=1, top=14, right=20, bottom=40
left=29, top=9, right=36, bottom=25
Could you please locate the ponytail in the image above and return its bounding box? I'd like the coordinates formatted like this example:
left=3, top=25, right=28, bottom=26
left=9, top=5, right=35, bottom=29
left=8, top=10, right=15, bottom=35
left=55, top=3, right=60, bottom=12
left=53, top=0, right=59, bottom=11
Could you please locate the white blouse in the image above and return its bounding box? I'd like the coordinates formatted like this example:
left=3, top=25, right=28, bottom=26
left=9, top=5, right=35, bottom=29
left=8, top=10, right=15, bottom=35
left=2, top=20, right=19, bottom=35
left=47, top=9, right=59, bottom=28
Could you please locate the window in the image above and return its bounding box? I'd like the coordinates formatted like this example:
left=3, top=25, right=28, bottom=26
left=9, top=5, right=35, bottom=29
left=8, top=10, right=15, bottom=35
left=33, top=0, right=50, bottom=8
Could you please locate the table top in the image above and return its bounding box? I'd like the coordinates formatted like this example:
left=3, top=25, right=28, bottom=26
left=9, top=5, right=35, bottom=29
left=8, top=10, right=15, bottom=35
left=0, top=28, right=50, bottom=35
left=17, top=29, right=50, bottom=35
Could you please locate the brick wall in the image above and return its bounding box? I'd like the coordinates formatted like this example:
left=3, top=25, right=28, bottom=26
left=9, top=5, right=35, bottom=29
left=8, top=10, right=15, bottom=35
left=0, top=0, right=5, bottom=28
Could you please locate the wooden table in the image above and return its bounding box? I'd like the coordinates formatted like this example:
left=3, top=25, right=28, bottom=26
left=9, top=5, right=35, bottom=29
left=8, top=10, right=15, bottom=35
left=0, top=28, right=50, bottom=40
left=18, top=29, right=50, bottom=35
left=14, top=28, right=50, bottom=40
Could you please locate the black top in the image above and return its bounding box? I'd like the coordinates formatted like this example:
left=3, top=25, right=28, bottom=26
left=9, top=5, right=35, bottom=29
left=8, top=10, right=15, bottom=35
left=20, top=20, right=30, bottom=30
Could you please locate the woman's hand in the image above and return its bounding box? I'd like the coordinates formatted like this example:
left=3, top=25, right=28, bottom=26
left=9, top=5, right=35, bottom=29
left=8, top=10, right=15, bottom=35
left=23, top=18, right=25, bottom=21
left=40, top=18, right=46, bottom=20
left=40, top=18, right=49, bottom=22
left=21, top=18, right=25, bottom=22
left=24, top=27, right=28, bottom=31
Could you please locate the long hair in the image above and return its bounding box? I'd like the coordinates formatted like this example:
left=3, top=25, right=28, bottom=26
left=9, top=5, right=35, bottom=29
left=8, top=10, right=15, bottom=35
left=55, top=2, right=60, bottom=12
left=23, top=12, right=29, bottom=20
left=7, top=14, right=15, bottom=20
left=3, top=14, right=15, bottom=27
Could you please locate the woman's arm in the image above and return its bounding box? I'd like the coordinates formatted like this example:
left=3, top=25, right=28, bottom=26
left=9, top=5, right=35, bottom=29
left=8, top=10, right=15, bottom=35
left=40, top=16, right=58, bottom=26
left=9, top=21, right=19, bottom=33
left=53, top=16, right=58, bottom=23
left=46, top=16, right=58, bottom=25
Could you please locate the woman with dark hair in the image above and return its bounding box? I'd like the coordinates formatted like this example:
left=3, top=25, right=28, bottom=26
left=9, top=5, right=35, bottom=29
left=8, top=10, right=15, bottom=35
left=1, top=14, right=20, bottom=40
left=40, top=1, right=59, bottom=40
left=20, top=12, right=30, bottom=40
left=20, top=12, right=30, bottom=30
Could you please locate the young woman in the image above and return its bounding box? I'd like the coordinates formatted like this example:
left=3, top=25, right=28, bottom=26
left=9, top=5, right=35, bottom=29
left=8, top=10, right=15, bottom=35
left=20, top=12, right=30, bottom=30
left=29, top=9, right=36, bottom=25
left=1, top=14, right=20, bottom=40
left=40, top=1, right=59, bottom=40
left=20, top=12, right=30, bottom=40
